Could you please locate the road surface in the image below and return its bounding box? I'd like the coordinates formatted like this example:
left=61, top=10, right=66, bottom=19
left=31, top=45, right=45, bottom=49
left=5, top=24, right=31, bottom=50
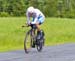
left=0, top=43, right=75, bottom=61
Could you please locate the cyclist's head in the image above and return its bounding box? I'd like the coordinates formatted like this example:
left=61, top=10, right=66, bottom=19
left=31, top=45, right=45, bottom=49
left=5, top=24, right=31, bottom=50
left=27, top=6, right=34, bottom=14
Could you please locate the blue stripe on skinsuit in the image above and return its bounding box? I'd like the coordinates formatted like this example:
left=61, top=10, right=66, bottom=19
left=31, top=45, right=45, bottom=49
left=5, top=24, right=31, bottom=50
left=32, top=16, right=44, bottom=23
left=38, top=16, right=44, bottom=23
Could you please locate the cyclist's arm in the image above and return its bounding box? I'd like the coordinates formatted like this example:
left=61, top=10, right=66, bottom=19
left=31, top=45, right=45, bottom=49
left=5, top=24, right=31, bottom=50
left=26, top=12, right=31, bottom=25
left=31, top=17, right=38, bottom=24
left=31, top=12, right=38, bottom=24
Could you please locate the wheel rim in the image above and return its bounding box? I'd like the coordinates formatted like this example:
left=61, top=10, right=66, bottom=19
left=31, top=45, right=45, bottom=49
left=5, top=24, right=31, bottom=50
left=24, top=32, right=32, bottom=53
left=37, top=39, right=43, bottom=52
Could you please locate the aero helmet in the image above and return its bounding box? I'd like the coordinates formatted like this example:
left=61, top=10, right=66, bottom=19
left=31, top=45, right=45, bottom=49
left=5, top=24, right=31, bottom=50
left=27, top=6, right=34, bottom=13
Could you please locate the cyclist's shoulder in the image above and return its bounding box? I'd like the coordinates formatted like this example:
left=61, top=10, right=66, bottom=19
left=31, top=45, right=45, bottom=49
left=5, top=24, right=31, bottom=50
left=34, top=9, right=41, bottom=12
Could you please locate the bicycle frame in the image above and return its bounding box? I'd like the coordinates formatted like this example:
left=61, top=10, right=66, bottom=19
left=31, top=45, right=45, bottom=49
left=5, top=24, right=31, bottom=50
left=23, top=24, right=44, bottom=53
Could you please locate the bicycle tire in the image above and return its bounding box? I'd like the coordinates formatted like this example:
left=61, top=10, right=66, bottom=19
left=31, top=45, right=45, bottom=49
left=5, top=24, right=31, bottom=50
left=37, top=39, right=43, bottom=52
left=24, top=30, right=32, bottom=53
left=37, top=30, right=45, bottom=52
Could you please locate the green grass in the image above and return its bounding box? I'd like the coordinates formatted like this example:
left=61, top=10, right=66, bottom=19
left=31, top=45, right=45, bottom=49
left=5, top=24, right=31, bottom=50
left=0, top=17, right=25, bottom=52
left=43, top=18, right=75, bottom=45
left=0, top=17, right=75, bottom=52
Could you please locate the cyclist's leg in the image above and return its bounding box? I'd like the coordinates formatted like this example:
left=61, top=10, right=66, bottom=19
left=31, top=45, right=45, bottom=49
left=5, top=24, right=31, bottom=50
left=36, top=16, right=44, bottom=34
left=32, top=16, right=44, bottom=33
left=35, top=17, right=45, bottom=40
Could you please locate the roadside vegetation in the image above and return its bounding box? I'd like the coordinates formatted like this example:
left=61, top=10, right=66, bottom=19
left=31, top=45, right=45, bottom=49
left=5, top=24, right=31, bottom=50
left=0, top=17, right=75, bottom=52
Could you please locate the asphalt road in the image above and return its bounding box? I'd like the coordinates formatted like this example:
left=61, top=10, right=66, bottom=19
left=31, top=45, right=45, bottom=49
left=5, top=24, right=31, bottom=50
left=0, top=43, right=75, bottom=61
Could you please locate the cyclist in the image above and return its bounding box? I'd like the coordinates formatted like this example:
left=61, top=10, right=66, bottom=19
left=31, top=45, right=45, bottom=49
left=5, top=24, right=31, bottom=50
left=26, top=6, right=45, bottom=37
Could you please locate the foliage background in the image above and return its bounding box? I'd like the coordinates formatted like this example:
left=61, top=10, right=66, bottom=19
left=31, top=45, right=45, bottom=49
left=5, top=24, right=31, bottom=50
left=0, top=0, right=75, bottom=18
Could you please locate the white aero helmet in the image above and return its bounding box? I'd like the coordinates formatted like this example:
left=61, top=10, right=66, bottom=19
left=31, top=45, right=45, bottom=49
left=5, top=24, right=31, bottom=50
left=27, top=6, right=34, bottom=13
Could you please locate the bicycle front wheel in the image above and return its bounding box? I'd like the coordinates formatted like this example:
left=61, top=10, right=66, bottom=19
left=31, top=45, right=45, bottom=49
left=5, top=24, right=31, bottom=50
left=24, top=30, right=32, bottom=53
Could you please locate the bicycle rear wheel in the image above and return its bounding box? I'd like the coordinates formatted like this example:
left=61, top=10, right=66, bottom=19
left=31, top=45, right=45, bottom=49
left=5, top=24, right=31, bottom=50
left=24, top=30, right=32, bottom=53
left=37, top=39, right=43, bottom=52
left=36, top=30, right=45, bottom=52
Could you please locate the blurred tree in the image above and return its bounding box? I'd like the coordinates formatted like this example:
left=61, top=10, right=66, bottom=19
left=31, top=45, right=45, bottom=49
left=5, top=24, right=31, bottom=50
left=0, top=0, right=75, bottom=18
left=0, top=0, right=3, bottom=12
